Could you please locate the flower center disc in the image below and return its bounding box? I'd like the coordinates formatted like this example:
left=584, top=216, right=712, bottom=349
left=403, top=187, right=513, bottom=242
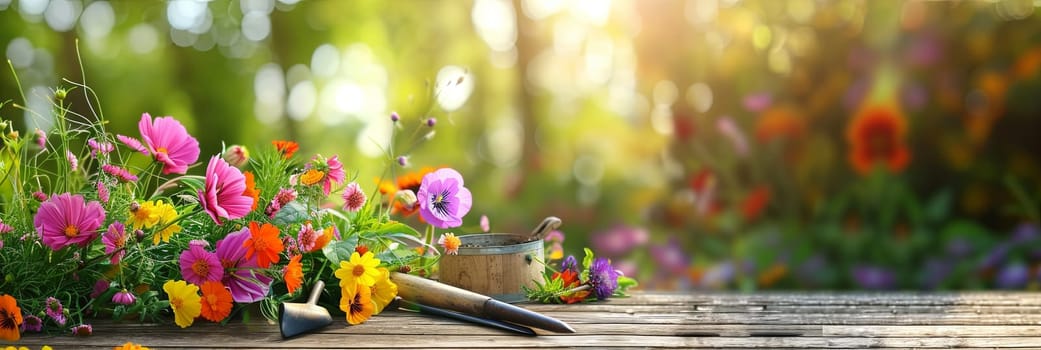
left=353, top=264, right=366, bottom=277
left=63, top=225, right=79, bottom=237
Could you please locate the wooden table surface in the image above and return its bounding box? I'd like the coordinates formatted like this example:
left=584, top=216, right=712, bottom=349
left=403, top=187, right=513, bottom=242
left=10, top=291, right=1041, bottom=349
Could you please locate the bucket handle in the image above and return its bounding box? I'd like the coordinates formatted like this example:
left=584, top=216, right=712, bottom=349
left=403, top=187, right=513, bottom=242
left=530, top=216, right=562, bottom=241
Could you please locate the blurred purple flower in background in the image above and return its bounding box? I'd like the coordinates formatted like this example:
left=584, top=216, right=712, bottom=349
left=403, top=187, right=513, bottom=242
left=919, top=258, right=952, bottom=289
left=853, top=266, right=896, bottom=290
left=995, top=263, right=1029, bottom=289
left=742, top=92, right=772, bottom=113
left=649, top=237, right=689, bottom=276
left=591, top=224, right=648, bottom=258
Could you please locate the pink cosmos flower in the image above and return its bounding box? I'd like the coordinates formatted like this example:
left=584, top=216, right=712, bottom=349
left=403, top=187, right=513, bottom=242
left=87, top=138, right=114, bottom=157
left=179, top=244, right=224, bottom=285
left=138, top=113, right=200, bottom=175
left=297, top=221, right=319, bottom=253
left=304, top=155, right=345, bottom=196
left=34, top=193, right=106, bottom=251
left=70, top=324, right=92, bottom=336
left=103, top=222, right=127, bottom=264
left=265, top=188, right=298, bottom=219
left=117, top=134, right=149, bottom=155
left=198, top=156, right=252, bottom=225
left=34, top=128, right=46, bottom=150
left=102, top=164, right=139, bottom=182
left=215, top=227, right=273, bottom=303
left=112, top=289, right=135, bottom=305
left=417, top=168, right=472, bottom=229
left=66, top=150, right=78, bottom=171
left=90, top=279, right=109, bottom=299
left=45, top=297, right=65, bottom=325
left=0, top=219, right=12, bottom=234
left=96, top=181, right=109, bottom=203
left=341, top=182, right=366, bottom=212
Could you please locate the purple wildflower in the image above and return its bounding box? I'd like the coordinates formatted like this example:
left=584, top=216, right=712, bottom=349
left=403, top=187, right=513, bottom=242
left=45, top=297, right=66, bottom=325
left=71, top=323, right=92, bottom=336
left=852, top=266, right=896, bottom=290
left=587, top=257, right=620, bottom=300
left=417, top=168, right=472, bottom=229
left=996, top=263, right=1029, bottom=289
left=561, top=255, right=579, bottom=273
left=215, top=227, right=273, bottom=303
left=21, top=315, right=42, bottom=332
left=591, top=224, right=648, bottom=258
left=112, top=289, right=136, bottom=305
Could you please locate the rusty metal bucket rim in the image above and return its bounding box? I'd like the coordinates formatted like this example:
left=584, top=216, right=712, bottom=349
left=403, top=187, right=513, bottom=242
left=452, top=233, right=542, bottom=255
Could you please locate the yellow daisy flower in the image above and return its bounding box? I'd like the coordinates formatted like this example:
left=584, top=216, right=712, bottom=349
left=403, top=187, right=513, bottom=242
left=151, top=200, right=182, bottom=245
left=370, top=267, right=397, bottom=314
left=163, top=280, right=201, bottom=328
left=127, top=201, right=159, bottom=230
left=334, top=252, right=381, bottom=290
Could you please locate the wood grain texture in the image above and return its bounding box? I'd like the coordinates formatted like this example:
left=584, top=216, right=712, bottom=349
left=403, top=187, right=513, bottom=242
left=8, top=291, right=1041, bottom=349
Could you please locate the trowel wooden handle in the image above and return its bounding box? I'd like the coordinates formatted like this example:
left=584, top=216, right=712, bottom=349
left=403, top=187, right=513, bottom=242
left=390, top=272, right=490, bottom=316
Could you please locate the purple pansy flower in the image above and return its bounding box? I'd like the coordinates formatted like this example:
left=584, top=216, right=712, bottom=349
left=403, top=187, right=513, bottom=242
left=417, top=168, right=472, bottom=229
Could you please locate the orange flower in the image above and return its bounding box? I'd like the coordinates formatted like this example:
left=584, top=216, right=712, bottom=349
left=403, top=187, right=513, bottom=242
left=740, top=186, right=771, bottom=222
left=0, top=294, right=23, bottom=341
left=312, top=226, right=334, bottom=252
left=552, top=270, right=589, bottom=304
left=846, top=105, right=911, bottom=175
left=378, top=167, right=435, bottom=217
left=243, top=221, right=284, bottom=268
left=114, top=342, right=151, bottom=350
left=300, top=169, right=325, bottom=186
left=755, top=106, right=806, bottom=144
left=284, top=255, right=303, bottom=294
left=199, top=281, right=233, bottom=322
left=242, top=171, right=260, bottom=211
left=340, top=282, right=375, bottom=325
left=757, top=263, right=788, bottom=288
left=272, top=140, right=299, bottom=159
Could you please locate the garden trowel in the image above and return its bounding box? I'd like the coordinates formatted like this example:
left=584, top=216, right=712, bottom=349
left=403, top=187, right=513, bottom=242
left=279, top=280, right=333, bottom=338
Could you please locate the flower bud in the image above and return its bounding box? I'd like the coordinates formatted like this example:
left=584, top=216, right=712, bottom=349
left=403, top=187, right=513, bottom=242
left=54, top=88, right=67, bottom=101
left=390, top=112, right=400, bottom=122
left=426, top=117, right=436, bottom=127
left=134, top=229, right=145, bottom=241
left=395, top=189, right=418, bottom=209
left=397, top=156, right=408, bottom=167
left=129, top=202, right=141, bottom=212
left=0, top=120, right=8, bottom=130
left=222, top=144, right=250, bottom=168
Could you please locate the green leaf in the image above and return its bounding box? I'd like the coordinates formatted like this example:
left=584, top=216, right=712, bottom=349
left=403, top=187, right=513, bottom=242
left=322, top=235, right=360, bottom=265
left=271, top=201, right=309, bottom=226
left=366, top=220, right=421, bottom=237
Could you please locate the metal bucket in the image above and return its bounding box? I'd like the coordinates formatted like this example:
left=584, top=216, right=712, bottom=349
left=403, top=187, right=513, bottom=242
left=438, top=233, right=545, bottom=303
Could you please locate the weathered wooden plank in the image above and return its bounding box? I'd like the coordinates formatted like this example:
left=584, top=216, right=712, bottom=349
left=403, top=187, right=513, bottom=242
left=613, top=292, right=1041, bottom=306
left=13, top=335, right=1041, bottom=349
left=525, top=303, right=1041, bottom=314
left=545, top=312, right=1041, bottom=325
left=823, top=325, right=1041, bottom=337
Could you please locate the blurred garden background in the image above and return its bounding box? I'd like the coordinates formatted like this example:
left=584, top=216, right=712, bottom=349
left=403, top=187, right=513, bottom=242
left=1, top=0, right=1039, bottom=291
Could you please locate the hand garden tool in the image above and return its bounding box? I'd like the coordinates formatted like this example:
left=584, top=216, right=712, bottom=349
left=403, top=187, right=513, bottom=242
left=279, top=280, right=333, bottom=338
left=392, top=297, right=537, bottom=336
left=390, top=272, right=576, bottom=333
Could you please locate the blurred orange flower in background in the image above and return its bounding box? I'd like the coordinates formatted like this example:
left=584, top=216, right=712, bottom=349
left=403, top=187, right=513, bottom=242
left=377, top=167, right=435, bottom=217
left=846, top=105, right=911, bottom=175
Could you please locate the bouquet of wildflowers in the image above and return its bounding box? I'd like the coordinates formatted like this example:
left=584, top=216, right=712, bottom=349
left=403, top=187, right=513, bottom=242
left=0, top=73, right=475, bottom=341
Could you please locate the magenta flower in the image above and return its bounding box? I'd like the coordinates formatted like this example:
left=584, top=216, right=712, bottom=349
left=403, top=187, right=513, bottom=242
left=198, top=156, right=252, bottom=225
left=102, top=164, right=138, bottom=182
left=66, top=150, right=78, bottom=171
left=96, top=181, right=110, bottom=203
left=716, top=117, right=748, bottom=156
left=116, top=134, right=149, bottom=155
left=112, top=289, right=136, bottom=305
left=87, top=138, right=114, bottom=157
left=90, top=279, right=110, bottom=299
left=138, top=113, right=200, bottom=175
left=45, top=297, right=65, bottom=325
left=34, top=128, right=46, bottom=150
left=215, top=227, right=273, bottom=303
left=20, top=315, right=42, bottom=332
left=297, top=221, right=319, bottom=253
left=34, top=193, right=106, bottom=251
left=265, top=188, right=297, bottom=218
left=179, top=244, right=224, bottom=285
left=0, top=219, right=12, bottom=234
left=103, top=222, right=127, bottom=264
left=32, top=191, right=47, bottom=202
left=70, top=324, right=92, bottom=336
left=341, top=182, right=366, bottom=212
left=480, top=215, right=490, bottom=232
left=417, top=168, right=472, bottom=229
left=308, top=155, right=345, bottom=196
